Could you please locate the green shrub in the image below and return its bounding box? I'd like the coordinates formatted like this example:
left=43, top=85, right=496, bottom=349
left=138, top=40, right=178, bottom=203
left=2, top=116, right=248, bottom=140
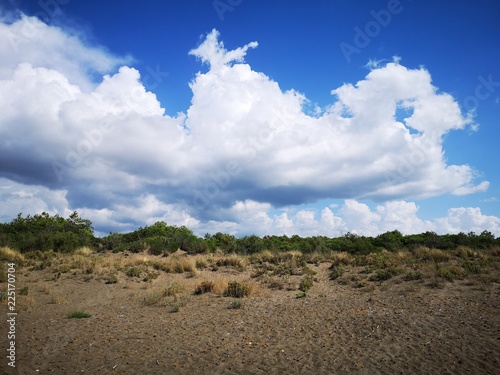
left=461, top=260, right=484, bottom=274
left=125, top=267, right=142, bottom=277
left=105, top=275, right=118, bottom=284
left=299, top=276, right=314, bottom=292
left=404, top=270, right=424, bottom=281
left=329, top=265, right=343, bottom=280
left=194, top=281, right=215, bottom=295
left=195, top=259, right=208, bottom=269
left=369, top=267, right=400, bottom=281
left=437, top=267, right=456, bottom=281
left=163, top=283, right=183, bottom=297
left=228, top=300, right=242, bottom=309
left=224, top=281, right=251, bottom=298
left=295, top=292, right=307, bottom=299
left=67, top=311, right=92, bottom=319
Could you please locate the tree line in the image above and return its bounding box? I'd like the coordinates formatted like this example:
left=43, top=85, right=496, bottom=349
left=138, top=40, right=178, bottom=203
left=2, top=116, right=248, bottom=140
left=1, top=212, right=498, bottom=255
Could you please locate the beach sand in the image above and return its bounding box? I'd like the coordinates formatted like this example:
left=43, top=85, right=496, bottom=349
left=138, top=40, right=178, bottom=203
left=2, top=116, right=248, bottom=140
left=2, top=254, right=499, bottom=374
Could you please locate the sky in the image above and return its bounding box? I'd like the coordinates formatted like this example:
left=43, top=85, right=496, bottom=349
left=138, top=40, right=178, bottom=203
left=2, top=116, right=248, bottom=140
left=0, top=0, right=499, bottom=238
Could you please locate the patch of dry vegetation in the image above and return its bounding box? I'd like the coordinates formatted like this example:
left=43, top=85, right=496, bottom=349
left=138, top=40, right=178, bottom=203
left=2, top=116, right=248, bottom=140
left=0, top=246, right=26, bottom=265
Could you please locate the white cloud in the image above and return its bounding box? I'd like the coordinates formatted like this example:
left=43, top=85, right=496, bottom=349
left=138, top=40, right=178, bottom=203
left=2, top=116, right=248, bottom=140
left=434, top=207, right=500, bottom=235
left=0, top=15, right=496, bottom=237
left=0, top=15, right=130, bottom=90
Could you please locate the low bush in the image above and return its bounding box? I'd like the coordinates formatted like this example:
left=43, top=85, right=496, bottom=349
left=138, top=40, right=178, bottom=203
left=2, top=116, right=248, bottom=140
left=369, top=267, right=400, bottom=281
left=125, top=267, right=142, bottom=277
left=224, top=281, right=251, bottom=298
left=404, top=270, right=424, bottom=281
left=194, top=281, right=215, bottom=295
left=0, top=246, right=25, bottom=265
left=163, top=283, right=183, bottom=297
left=329, top=265, right=343, bottom=280
left=299, top=276, right=314, bottom=292
left=228, top=300, right=242, bottom=309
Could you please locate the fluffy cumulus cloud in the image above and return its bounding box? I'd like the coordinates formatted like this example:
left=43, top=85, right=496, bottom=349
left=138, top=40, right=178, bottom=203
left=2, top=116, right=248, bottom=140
left=0, top=17, right=498, bottom=237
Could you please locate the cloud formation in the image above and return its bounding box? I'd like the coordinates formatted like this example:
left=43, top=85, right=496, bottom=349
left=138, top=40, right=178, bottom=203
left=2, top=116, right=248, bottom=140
left=0, top=17, right=496, bottom=237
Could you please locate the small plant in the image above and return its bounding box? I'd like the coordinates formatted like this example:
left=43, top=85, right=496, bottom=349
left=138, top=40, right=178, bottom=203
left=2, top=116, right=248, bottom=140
left=194, top=281, right=215, bottom=295
left=143, top=271, right=159, bottom=282
left=169, top=304, right=180, bottom=313
left=105, top=275, right=118, bottom=284
left=295, top=292, right=307, bottom=299
left=224, top=281, right=251, bottom=298
left=195, top=259, right=208, bottom=269
left=461, top=260, right=484, bottom=274
left=355, top=281, right=367, bottom=288
left=299, top=276, right=314, bottom=292
left=228, top=300, right=242, bottom=309
left=266, top=278, right=285, bottom=290
left=160, top=283, right=182, bottom=297
left=437, top=267, right=456, bottom=282
left=329, top=265, right=343, bottom=280
left=216, top=255, right=246, bottom=271
left=19, top=286, right=29, bottom=296
left=143, top=291, right=163, bottom=306
left=125, top=267, right=142, bottom=277
left=56, top=264, right=71, bottom=273
left=404, top=270, right=424, bottom=281
left=67, top=311, right=92, bottom=319
left=0, top=289, right=7, bottom=302
left=369, top=267, right=400, bottom=282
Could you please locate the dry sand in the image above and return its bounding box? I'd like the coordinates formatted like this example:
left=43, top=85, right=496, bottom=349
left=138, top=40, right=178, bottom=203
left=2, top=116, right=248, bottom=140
left=2, top=255, right=499, bottom=375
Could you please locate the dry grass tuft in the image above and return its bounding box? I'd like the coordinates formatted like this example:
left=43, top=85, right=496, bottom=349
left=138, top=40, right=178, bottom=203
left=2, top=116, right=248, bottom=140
left=74, top=246, right=95, bottom=256
left=17, top=296, right=35, bottom=311
left=215, top=254, right=247, bottom=271
left=0, top=246, right=26, bottom=265
left=414, top=247, right=451, bottom=263
left=49, top=295, right=67, bottom=305
left=329, top=252, right=354, bottom=266
left=163, top=282, right=184, bottom=297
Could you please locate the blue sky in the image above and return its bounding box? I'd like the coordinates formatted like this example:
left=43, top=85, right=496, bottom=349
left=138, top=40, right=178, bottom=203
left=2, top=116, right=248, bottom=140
left=0, top=0, right=499, bottom=237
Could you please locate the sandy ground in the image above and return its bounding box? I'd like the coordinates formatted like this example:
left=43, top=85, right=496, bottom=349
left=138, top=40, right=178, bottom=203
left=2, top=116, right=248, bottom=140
left=1, top=255, right=500, bottom=375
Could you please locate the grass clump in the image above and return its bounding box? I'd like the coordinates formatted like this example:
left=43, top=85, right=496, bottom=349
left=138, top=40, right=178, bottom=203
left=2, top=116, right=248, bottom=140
left=461, top=260, right=484, bottom=274
left=125, top=266, right=142, bottom=277
left=299, top=275, right=314, bottom=292
left=369, top=267, right=400, bottom=282
left=67, top=311, right=92, bottom=319
left=163, top=283, right=184, bottom=297
left=224, top=281, right=251, bottom=298
left=143, top=291, right=164, bottom=306
left=228, top=300, right=242, bottom=309
left=215, top=254, right=247, bottom=271
left=404, top=270, right=424, bottom=281
left=167, top=256, right=196, bottom=274
left=105, top=275, right=118, bottom=284
left=194, top=281, right=215, bottom=295
left=329, top=265, right=343, bottom=280
left=0, top=246, right=25, bottom=265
